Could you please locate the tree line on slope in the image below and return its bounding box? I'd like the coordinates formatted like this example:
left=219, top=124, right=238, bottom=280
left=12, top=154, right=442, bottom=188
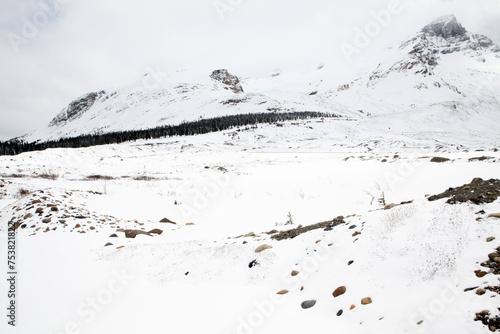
left=0, top=111, right=339, bottom=156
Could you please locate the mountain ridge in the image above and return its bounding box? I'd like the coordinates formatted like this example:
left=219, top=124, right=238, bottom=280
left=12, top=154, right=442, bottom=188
left=16, top=15, right=500, bottom=145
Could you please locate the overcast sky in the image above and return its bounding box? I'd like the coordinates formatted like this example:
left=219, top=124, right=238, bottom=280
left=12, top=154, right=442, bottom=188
left=0, top=0, right=499, bottom=141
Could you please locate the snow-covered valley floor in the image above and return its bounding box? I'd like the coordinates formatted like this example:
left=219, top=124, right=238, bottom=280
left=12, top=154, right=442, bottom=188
left=1, top=120, right=499, bottom=334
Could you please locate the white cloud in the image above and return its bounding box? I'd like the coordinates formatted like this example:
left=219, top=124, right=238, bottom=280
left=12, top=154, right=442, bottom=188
left=0, top=0, right=499, bottom=140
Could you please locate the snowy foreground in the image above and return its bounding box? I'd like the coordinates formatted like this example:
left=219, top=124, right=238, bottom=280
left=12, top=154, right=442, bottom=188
left=1, top=121, right=500, bottom=334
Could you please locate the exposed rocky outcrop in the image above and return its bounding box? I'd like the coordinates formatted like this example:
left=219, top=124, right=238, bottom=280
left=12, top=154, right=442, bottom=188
left=428, top=178, right=500, bottom=204
left=49, top=91, right=105, bottom=127
left=210, top=69, right=244, bottom=93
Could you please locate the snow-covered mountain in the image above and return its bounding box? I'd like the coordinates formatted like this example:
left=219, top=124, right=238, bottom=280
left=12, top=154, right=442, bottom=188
left=20, top=15, right=500, bottom=143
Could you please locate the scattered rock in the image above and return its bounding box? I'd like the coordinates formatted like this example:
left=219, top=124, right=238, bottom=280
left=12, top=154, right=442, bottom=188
left=104, top=243, right=113, bottom=247
left=486, top=237, right=496, bottom=242
left=75, top=215, right=86, bottom=219
left=291, top=270, right=300, bottom=276
left=349, top=225, right=357, bottom=229
left=149, top=228, right=163, bottom=235
left=118, top=229, right=152, bottom=239
left=109, top=234, right=118, bottom=238
left=332, top=286, right=347, bottom=298
left=475, top=270, right=488, bottom=278
left=35, top=207, right=43, bottom=214
left=384, top=203, right=398, bottom=210
left=430, top=157, right=450, bottom=163
left=245, top=232, right=256, bottom=237
left=249, top=260, right=258, bottom=268
left=160, top=217, right=176, bottom=224
left=476, top=288, right=486, bottom=295
left=464, top=286, right=479, bottom=292
left=186, top=223, right=195, bottom=226
left=42, top=218, right=51, bottom=223
left=361, top=297, right=372, bottom=305
left=301, top=300, right=316, bottom=309
left=89, top=226, right=95, bottom=230
left=24, top=213, right=33, bottom=219
left=352, top=231, right=361, bottom=237
left=488, top=252, right=500, bottom=261
left=255, top=244, right=272, bottom=253
left=488, top=213, right=500, bottom=218
left=51, top=206, right=58, bottom=212
left=350, top=305, right=356, bottom=310
left=348, top=260, right=354, bottom=266
left=32, top=199, right=42, bottom=204
left=337, top=309, right=343, bottom=316
left=277, top=290, right=289, bottom=295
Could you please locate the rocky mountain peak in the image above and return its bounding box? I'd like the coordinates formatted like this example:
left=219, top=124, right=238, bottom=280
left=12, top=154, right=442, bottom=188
left=210, top=69, right=244, bottom=93
left=422, top=15, right=467, bottom=40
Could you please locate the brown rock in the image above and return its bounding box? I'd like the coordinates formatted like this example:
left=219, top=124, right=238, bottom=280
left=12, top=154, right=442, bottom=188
left=32, top=199, right=42, bottom=204
left=352, top=231, right=361, bottom=237
left=255, top=244, right=272, bottom=253
left=333, top=286, right=347, bottom=297
left=361, top=297, right=372, bottom=305
left=475, top=270, right=488, bottom=278
left=122, top=229, right=152, bottom=238
left=488, top=252, right=500, bottom=261
left=488, top=213, right=500, bottom=218
left=384, top=203, right=398, bottom=210
left=476, top=289, right=486, bottom=295
left=35, top=207, right=43, bottom=214
left=74, top=224, right=81, bottom=229
left=50, top=206, right=58, bottom=212
left=89, top=226, right=95, bottom=230
left=149, top=228, right=163, bottom=235
left=486, top=237, right=496, bottom=242
left=24, top=213, right=33, bottom=219
left=291, top=270, right=300, bottom=276
left=350, top=305, right=356, bottom=310
left=186, top=223, right=195, bottom=226
left=277, top=290, right=289, bottom=295
left=159, top=218, right=176, bottom=224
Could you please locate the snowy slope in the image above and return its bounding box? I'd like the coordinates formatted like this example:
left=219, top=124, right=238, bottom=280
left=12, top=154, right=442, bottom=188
left=19, top=16, right=500, bottom=144
left=1, top=131, right=500, bottom=333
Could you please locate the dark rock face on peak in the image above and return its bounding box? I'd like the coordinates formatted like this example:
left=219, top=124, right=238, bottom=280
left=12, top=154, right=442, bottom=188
left=210, top=69, right=244, bottom=93
left=49, top=91, right=105, bottom=127
left=422, top=15, right=467, bottom=40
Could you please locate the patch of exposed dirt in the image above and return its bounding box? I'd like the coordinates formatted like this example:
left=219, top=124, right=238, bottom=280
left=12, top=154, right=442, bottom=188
left=271, top=216, right=345, bottom=241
